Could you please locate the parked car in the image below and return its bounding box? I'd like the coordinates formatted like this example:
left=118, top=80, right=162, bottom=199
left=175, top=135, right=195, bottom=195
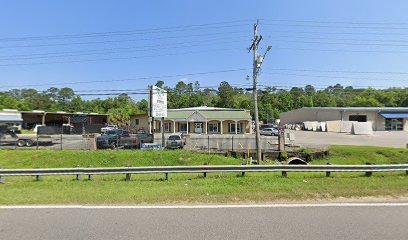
left=260, top=127, right=279, bottom=136
left=166, top=133, right=186, bottom=149
left=101, top=125, right=118, bottom=133
left=96, top=129, right=137, bottom=149
left=96, top=129, right=154, bottom=149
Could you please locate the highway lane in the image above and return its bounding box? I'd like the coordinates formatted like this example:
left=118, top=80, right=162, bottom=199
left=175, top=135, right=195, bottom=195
left=0, top=204, right=407, bottom=240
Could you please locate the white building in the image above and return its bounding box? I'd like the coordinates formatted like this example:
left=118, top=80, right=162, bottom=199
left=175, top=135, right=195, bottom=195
left=280, top=107, right=408, bottom=131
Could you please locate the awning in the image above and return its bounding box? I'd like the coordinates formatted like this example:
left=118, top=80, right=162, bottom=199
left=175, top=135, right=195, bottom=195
left=379, top=112, right=408, bottom=119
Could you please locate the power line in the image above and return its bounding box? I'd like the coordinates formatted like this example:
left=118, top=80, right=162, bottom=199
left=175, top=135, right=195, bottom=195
left=0, top=38, right=248, bottom=61
left=262, top=72, right=408, bottom=82
left=268, top=67, right=408, bottom=75
left=265, top=19, right=408, bottom=26
left=270, top=35, right=408, bottom=44
left=263, top=29, right=408, bottom=36
left=0, top=31, right=248, bottom=49
left=0, top=47, right=244, bottom=67
left=0, top=68, right=248, bottom=88
left=263, top=22, right=408, bottom=30
left=273, top=46, right=408, bottom=53
left=272, top=39, right=408, bottom=47
left=0, top=20, right=253, bottom=42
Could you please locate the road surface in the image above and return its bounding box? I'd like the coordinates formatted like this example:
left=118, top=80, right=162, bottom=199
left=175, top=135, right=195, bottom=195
left=0, top=203, right=407, bottom=240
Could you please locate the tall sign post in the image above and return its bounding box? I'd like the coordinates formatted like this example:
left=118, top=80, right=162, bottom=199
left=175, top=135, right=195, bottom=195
left=149, top=85, right=167, bottom=148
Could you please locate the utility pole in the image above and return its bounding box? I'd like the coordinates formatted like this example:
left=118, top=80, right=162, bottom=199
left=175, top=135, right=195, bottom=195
left=248, top=19, right=272, bottom=164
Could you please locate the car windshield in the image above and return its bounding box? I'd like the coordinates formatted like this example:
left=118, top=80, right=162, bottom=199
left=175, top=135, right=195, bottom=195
left=107, top=125, right=116, bottom=128
left=169, top=135, right=181, bottom=140
left=104, top=130, right=117, bottom=135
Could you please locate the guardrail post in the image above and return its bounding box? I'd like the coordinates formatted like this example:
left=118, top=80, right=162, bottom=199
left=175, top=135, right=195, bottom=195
left=0, top=169, right=4, bottom=184
left=365, top=162, right=373, bottom=177
left=125, top=164, right=131, bottom=181
left=282, top=171, right=287, bottom=177
left=203, top=162, right=208, bottom=178
left=75, top=165, right=81, bottom=180
left=35, top=167, right=41, bottom=181
left=241, top=163, right=245, bottom=177
left=326, top=163, right=331, bottom=177
left=165, top=173, right=169, bottom=181
left=88, top=165, right=93, bottom=181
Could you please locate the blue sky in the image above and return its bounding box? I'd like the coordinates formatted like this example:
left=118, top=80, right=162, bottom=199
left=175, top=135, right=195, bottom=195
left=1, top=0, right=408, bottom=100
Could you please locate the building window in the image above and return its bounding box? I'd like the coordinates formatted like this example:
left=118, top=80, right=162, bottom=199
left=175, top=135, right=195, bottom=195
left=179, top=123, right=187, bottom=132
left=228, top=122, right=242, bottom=133
left=349, top=115, right=367, bottom=122
left=385, top=118, right=403, bottom=131
left=208, top=122, right=219, bottom=133
left=164, top=122, right=171, bottom=132
left=135, top=119, right=140, bottom=125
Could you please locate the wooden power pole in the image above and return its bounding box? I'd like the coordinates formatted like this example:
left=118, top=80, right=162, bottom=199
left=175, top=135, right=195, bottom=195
left=248, top=19, right=272, bottom=164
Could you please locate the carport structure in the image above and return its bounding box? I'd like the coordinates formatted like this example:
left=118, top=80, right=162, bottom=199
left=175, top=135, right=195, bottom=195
left=20, top=111, right=108, bottom=129
left=152, top=106, right=252, bottom=134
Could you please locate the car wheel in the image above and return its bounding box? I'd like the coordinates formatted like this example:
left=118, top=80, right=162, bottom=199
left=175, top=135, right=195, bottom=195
left=110, top=142, right=116, bottom=149
left=17, top=140, right=26, bottom=147
left=25, top=139, right=34, bottom=147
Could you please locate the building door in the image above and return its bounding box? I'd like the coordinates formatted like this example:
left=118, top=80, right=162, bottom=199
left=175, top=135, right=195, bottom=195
left=194, top=123, right=203, bottom=134
left=385, top=118, right=403, bottom=131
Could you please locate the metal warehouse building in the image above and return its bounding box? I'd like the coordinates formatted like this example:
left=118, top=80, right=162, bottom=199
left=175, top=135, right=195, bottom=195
left=280, top=107, right=408, bottom=131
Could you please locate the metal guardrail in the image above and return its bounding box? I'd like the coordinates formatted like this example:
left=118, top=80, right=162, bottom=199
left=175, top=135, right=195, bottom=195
left=0, top=164, right=407, bottom=182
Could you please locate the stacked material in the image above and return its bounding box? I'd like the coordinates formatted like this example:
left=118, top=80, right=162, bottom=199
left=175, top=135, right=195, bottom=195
left=352, top=122, right=373, bottom=135
left=325, top=120, right=356, bottom=133
left=339, top=121, right=356, bottom=133
left=326, top=120, right=341, bottom=132
left=320, top=122, right=326, bottom=132
left=303, top=121, right=319, bottom=131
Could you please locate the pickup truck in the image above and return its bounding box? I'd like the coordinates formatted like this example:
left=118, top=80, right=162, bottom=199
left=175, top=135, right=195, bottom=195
left=101, top=125, right=118, bottom=133
left=96, top=129, right=154, bottom=149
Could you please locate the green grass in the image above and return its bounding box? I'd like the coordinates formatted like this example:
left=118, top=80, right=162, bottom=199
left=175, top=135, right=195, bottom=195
left=0, top=147, right=407, bottom=205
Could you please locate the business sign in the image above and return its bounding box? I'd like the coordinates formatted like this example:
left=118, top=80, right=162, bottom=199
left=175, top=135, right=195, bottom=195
left=151, top=86, right=167, bottom=117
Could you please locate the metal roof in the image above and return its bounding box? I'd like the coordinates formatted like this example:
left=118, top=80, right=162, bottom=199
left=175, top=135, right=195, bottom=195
left=0, top=115, right=23, bottom=122
left=165, top=108, right=251, bottom=121
left=300, top=107, right=408, bottom=112
left=379, top=112, right=408, bottom=119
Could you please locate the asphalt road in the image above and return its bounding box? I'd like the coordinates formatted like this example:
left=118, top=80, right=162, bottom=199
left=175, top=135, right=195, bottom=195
left=0, top=204, right=407, bottom=240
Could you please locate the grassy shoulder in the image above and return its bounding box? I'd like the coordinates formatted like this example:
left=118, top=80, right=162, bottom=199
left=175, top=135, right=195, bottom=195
left=0, top=146, right=407, bottom=205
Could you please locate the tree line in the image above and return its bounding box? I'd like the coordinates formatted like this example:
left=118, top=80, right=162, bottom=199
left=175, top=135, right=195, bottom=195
left=1, top=81, right=408, bottom=124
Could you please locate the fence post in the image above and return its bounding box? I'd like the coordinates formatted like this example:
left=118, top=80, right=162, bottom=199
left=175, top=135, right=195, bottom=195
left=116, top=134, right=119, bottom=151
left=365, top=162, right=373, bottom=177
left=75, top=165, right=81, bottom=180
left=88, top=165, right=93, bottom=181
left=60, top=131, right=63, bottom=151
left=231, top=136, right=234, bottom=152
left=207, top=136, right=210, bottom=153
left=326, top=163, right=331, bottom=177
left=36, top=134, right=39, bottom=150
